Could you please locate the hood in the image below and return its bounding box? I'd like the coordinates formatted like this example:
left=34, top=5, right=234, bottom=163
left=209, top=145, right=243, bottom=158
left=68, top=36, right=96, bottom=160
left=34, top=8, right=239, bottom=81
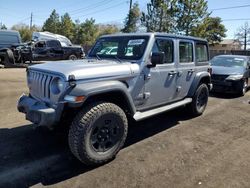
left=29, top=59, right=140, bottom=81
left=212, top=66, right=246, bottom=75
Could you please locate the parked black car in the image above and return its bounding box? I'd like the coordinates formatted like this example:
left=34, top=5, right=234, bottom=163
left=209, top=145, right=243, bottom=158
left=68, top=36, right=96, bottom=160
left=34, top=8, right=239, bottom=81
left=22, top=39, right=84, bottom=62
left=211, top=55, right=250, bottom=96
left=0, top=30, right=23, bottom=66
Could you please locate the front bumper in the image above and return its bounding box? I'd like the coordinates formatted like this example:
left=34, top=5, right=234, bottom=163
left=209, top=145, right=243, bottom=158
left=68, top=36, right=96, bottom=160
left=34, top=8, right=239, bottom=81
left=17, top=94, right=59, bottom=127
left=211, top=80, right=242, bottom=93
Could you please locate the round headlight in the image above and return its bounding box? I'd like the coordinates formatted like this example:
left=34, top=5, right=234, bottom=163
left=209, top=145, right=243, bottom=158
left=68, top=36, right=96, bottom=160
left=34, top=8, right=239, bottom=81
left=50, top=77, right=65, bottom=95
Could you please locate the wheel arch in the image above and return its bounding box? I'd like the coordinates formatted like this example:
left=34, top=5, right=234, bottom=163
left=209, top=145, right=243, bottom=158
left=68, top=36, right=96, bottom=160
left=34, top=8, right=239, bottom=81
left=187, top=72, right=211, bottom=97
left=67, top=80, right=136, bottom=117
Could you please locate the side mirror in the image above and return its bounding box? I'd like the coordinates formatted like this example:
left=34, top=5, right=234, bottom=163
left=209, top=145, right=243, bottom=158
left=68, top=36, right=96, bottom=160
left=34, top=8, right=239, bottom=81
left=149, top=52, right=165, bottom=68
left=247, top=62, right=250, bottom=69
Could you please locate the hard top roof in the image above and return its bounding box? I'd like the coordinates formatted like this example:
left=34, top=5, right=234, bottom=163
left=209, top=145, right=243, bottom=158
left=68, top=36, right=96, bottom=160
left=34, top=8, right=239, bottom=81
left=100, top=32, right=207, bottom=42
left=0, top=30, right=20, bottom=34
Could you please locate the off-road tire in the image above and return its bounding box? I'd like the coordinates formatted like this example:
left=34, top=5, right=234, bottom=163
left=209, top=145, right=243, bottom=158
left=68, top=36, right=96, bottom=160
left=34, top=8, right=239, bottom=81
left=68, top=102, right=128, bottom=165
left=188, top=83, right=209, bottom=116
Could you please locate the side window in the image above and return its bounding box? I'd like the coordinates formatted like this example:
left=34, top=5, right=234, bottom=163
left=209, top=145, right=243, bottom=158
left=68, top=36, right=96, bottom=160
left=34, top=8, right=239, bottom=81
left=152, top=39, right=174, bottom=63
left=35, top=41, right=46, bottom=48
left=196, top=43, right=208, bottom=62
left=179, top=41, right=193, bottom=63
left=47, top=40, right=61, bottom=48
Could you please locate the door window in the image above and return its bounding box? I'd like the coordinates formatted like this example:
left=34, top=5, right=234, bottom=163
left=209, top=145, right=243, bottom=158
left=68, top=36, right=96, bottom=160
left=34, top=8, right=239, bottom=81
left=152, top=39, right=174, bottom=63
left=47, top=40, right=61, bottom=48
left=179, top=42, right=193, bottom=63
left=196, top=43, right=208, bottom=62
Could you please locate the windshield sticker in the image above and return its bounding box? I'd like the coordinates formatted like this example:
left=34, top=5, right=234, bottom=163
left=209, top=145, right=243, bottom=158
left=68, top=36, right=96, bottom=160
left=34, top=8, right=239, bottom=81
left=234, top=58, right=244, bottom=61
left=128, top=39, right=145, bottom=46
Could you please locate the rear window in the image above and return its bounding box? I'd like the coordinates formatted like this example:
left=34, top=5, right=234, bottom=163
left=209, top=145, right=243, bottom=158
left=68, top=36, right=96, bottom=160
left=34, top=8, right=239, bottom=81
left=196, top=43, right=208, bottom=62
left=0, top=35, right=20, bottom=44
left=179, top=41, right=193, bottom=63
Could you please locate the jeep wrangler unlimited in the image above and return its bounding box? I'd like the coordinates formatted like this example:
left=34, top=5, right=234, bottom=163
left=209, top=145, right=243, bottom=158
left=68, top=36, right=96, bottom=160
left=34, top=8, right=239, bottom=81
left=17, top=33, right=212, bottom=165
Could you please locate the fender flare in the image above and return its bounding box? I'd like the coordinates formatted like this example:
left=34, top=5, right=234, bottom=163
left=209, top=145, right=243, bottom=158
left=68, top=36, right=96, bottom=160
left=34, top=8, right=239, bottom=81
left=67, top=80, right=136, bottom=115
left=187, top=72, right=211, bottom=97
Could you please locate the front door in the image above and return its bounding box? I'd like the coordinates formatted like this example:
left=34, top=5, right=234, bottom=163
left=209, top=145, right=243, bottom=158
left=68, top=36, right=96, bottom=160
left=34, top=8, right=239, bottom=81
left=143, top=37, right=178, bottom=109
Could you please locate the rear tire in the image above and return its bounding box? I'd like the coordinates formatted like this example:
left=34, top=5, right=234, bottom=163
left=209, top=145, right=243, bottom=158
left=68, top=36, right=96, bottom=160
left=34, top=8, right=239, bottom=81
left=187, top=83, right=209, bottom=116
left=68, top=54, right=77, bottom=60
left=68, top=102, right=128, bottom=165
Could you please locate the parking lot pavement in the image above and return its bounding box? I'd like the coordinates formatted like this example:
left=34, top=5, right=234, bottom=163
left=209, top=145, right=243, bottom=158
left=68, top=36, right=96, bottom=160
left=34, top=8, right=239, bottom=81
left=0, top=68, right=250, bottom=188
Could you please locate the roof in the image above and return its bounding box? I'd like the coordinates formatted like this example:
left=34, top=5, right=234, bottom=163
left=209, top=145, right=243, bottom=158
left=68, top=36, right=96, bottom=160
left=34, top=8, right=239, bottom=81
left=0, top=30, right=20, bottom=34
left=214, top=55, right=249, bottom=59
left=220, top=39, right=240, bottom=45
left=101, top=32, right=207, bottom=42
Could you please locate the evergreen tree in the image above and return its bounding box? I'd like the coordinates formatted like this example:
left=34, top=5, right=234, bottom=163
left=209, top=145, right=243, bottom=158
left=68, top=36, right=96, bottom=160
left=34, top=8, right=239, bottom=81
left=60, top=13, right=74, bottom=40
left=122, top=2, right=140, bottom=33
left=77, top=18, right=99, bottom=46
left=175, top=0, right=209, bottom=35
left=141, top=0, right=177, bottom=32
left=42, top=9, right=60, bottom=33
left=191, top=17, right=227, bottom=44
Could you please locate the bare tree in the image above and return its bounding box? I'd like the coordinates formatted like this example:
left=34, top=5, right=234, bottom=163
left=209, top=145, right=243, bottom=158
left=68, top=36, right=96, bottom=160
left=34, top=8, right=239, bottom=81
left=235, top=22, right=250, bottom=51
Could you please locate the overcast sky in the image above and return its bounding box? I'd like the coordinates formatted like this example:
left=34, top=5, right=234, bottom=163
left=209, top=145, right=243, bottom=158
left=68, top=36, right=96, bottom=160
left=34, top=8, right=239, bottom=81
left=0, top=0, right=250, bottom=39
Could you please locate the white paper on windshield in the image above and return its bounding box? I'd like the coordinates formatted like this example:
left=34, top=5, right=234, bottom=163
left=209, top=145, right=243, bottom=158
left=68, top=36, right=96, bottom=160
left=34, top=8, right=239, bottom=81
left=128, top=39, right=145, bottom=46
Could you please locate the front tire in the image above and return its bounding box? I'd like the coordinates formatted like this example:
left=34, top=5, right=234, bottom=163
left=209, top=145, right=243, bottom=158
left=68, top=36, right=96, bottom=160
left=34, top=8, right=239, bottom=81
left=68, top=102, right=128, bottom=165
left=188, top=83, right=209, bottom=116
left=239, top=79, right=248, bottom=96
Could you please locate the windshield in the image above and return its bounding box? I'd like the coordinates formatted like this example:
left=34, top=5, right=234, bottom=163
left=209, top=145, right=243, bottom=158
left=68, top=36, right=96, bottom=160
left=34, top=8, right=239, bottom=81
left=211, top=56, right=246, bottom=67
left=0, top=35, right=20, bottom=44
left=89, top=36, right=149, bottom=61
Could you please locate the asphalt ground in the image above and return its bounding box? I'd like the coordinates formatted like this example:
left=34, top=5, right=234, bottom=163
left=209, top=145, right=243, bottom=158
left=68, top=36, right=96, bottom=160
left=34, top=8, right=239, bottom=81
left=0, top=68, right=250, bottom=188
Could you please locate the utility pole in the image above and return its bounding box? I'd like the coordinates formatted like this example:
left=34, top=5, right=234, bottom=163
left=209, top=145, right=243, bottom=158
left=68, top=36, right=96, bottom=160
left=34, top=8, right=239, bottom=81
left=129, top=0, right=132, bottom=11
left=30, top=12, right=33, bottom=30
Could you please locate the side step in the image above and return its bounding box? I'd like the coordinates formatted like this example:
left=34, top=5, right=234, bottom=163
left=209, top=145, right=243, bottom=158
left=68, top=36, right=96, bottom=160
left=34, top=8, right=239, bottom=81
left=133, top=98, right=192, bottom=121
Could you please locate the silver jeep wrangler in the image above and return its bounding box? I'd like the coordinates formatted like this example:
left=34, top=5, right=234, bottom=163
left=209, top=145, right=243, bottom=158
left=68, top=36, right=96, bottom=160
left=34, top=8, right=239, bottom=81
left=18, top=33, right=212, bottom=165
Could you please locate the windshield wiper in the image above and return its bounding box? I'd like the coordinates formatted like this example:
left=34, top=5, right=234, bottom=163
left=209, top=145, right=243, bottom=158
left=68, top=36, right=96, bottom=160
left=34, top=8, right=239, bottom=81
left=95, top=53, right=101, bottom=60
left=114, top=55, right=121, bottom=63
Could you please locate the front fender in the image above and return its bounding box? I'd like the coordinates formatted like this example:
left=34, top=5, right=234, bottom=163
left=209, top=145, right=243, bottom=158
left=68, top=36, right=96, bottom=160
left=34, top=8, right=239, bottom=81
left=67, top=80, right=136, bottom=114
left=187, top=72, right=211, bottom=97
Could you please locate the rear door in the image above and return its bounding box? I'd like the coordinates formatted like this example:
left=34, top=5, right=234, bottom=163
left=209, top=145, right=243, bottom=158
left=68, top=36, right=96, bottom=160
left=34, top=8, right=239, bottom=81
left=175, top=40, right=196, bottom=100
left=46, top=40, right=64, bottom=60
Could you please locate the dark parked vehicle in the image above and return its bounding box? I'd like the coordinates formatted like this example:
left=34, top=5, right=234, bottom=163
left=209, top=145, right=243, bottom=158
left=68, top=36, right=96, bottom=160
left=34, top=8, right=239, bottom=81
left=23, top=40, right=84, bottom=62
left=0, top=30, right=22, bottom=66
left=211, top=55, right=250, bottom=96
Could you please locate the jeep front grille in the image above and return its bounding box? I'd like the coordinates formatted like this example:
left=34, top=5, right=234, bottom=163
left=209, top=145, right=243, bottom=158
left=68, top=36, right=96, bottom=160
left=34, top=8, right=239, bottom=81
left=28, top=70, right=53, bottom=99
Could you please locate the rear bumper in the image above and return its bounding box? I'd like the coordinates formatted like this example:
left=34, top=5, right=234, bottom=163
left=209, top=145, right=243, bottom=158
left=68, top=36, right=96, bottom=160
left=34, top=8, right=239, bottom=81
left=17, top=94, right=60, bottom=127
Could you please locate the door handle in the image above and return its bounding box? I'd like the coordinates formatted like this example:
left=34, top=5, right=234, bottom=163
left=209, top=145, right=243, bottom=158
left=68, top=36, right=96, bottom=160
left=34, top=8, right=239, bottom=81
left=188, top=69, right=195, bottom=73
left=168, top=71, right=177, bottom=76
